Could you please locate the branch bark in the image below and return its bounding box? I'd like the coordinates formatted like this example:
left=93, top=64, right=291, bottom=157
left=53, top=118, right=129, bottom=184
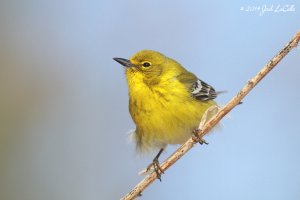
left=120, top=30, right=300, bottom=200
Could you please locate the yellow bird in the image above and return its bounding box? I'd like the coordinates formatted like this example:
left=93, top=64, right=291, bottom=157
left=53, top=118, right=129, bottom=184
left=113, top=50, right=218, bottom=179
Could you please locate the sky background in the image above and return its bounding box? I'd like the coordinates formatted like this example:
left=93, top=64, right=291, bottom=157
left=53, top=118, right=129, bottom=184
left=0, top=1, right=300, bottom=200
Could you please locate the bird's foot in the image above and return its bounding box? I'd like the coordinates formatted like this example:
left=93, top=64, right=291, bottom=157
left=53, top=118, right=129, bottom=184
left=192, top=129, right=208, bottom=145
left=146, top=157, right=164, bottom=181
left=139, top=148, right=165, bottom=181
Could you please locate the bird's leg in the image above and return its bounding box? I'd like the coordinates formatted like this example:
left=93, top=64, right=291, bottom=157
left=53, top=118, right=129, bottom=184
left=146, top=148, right=164, bottom=181
left=193, top=105, right=220, bottom=145
left=192, top=129, right=208, bottom=145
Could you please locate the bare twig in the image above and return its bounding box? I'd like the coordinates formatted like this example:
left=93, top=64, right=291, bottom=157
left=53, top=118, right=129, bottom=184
left=120, top=30, right=300, bottom=200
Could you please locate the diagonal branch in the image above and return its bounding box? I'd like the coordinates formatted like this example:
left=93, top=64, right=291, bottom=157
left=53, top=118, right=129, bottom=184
left=120, top=30, right=300, bottom=200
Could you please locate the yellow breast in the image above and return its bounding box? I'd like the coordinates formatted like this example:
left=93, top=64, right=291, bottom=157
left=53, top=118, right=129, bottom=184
left=126, top=69, right=215, bottom=151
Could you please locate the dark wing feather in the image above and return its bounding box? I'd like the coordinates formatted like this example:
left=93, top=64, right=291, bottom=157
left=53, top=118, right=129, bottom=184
left=191, top=79, right=217, bottom=101
left=175, top=71, right=217, bottom=102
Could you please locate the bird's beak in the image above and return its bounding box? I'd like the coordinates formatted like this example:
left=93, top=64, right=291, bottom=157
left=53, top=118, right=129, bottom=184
left=113, top=57, right=133, bottom=67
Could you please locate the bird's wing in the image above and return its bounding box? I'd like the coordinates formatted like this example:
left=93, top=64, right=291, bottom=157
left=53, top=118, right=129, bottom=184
left=190, top=79, right=217, bottom=101
left=176, top=71, right=217, bottom=102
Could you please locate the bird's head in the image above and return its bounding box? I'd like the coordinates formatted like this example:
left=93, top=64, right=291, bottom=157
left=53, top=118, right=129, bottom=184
left=114, top=50, right=181, bottom=85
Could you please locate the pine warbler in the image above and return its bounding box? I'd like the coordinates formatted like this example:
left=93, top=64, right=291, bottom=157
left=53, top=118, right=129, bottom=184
left=113, top=50, right=218, bottom=178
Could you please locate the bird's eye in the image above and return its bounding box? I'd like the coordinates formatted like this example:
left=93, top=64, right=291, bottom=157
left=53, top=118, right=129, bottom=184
left=142, top=62, right=151, bottom=67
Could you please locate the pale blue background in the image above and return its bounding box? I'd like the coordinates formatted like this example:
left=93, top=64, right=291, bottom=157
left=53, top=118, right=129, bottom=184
left=0, top=1, right=299, bottom=200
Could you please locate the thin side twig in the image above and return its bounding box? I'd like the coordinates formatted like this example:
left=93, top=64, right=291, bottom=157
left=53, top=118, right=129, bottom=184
left=121, top=30, right=300, bottom=200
